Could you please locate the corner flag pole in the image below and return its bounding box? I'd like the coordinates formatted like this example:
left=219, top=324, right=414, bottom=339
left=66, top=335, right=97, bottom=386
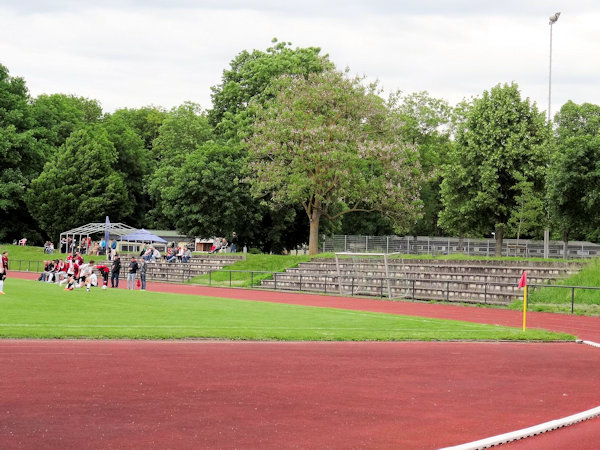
left=522, top=285, right=528, bottom=331
left=518, top=271, right=528, bottom=331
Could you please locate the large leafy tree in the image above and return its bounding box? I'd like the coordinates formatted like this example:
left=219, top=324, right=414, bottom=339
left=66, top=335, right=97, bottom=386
left=163, top=141, right=261, bottom=244
left=31, top=93, right=102, bottom=155
left=209, top=39, right=333, bottom=140
left=393, top=91, right=453, bottom=236
left=248, top=69, right=423, bottom=255
left=0, top=63, right=45, bottom=243
left=439, top=83, right=548, bottom=255
left=146, top=102, right=213, bottom=228
left=26, top=125, right=131, bottom=240
left=108, top=106, right=167, bottom=151
left=547, top=101, right=600, bottom=251
left=102, top=114, right=150, bottom=227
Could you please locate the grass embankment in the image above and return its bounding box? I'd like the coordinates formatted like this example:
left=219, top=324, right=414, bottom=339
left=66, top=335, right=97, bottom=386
left=189, top=253, right=314, bottom=287
left=510, top=258, right=600, bottom=316
left=0, top=244, right=70, bottom=262
left=0, top=278, right=572, bottom=341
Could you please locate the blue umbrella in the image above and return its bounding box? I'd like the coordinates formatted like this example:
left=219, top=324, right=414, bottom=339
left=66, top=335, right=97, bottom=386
left=120, top=229, right=168, bottom=244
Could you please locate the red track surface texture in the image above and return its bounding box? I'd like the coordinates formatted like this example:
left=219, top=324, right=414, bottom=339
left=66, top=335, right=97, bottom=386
left=2, top=273, right=599, bottom=449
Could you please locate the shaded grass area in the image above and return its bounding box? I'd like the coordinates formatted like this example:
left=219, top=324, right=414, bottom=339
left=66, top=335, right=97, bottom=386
left=0, top=279, right=572, bottom=341
left=509, top=259, right=600, bottom=316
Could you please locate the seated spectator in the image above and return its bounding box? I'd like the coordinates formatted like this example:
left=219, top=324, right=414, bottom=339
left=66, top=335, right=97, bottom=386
left=209, top=238, right=221, bottom=254
left=176, top=246, right=183, bottom=262
left=152, top=247, right=160, bottom=262
left=182, top=247, right=191, bottom=263
left=143, top=246, right=153, bottom=262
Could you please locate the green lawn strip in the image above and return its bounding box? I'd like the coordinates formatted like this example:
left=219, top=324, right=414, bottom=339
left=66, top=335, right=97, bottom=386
left=0, top=279, right=572, bottom=341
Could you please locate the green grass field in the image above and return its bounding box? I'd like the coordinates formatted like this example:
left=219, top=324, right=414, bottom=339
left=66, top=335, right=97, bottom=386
left=0, top=278, right=572, bottom=341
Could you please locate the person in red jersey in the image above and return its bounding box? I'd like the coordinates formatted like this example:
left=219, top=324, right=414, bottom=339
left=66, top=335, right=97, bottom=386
left=0, top=251, right=8, bottom=294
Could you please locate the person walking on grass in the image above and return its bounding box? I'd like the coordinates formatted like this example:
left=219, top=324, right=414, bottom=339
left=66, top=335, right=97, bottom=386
left=127, top=256, right=139, bottom=290
left=0, top=251, right=8, bottom=294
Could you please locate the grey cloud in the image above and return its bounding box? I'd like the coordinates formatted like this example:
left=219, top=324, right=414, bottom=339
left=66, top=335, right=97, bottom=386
left=3, top=0, right=595, bottom=17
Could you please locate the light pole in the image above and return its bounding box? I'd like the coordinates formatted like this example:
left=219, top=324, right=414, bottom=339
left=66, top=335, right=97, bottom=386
left=548, top=12, right=560, bottom=122
left=544, top=11, right=560, bottom=259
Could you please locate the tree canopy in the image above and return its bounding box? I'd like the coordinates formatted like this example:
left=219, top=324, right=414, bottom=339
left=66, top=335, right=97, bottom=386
left=209, top=39, right=333, bottom=140
left=0, top=63, right=44, bottom=242
left=26, top=125, right=132, bottom=238
left=438, top=82, right=548, bottom=254
left=547, top=101, right=600, bottom=247
left=248, top=69, right=423, bottom=254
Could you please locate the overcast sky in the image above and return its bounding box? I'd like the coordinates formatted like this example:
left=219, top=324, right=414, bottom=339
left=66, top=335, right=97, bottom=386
left=1, top=1, right=598, bottom=117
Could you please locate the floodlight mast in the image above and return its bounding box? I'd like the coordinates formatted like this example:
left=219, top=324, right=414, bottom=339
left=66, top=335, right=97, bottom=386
left=544, top=11, right=560, bottom=259
left=548, top=12, right=560, bottom=122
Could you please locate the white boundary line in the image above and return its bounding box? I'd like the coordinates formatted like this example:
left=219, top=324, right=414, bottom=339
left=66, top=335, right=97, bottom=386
left=582, top=340, right=600, bottom=348
left=440, top=406, right=600, bottom=450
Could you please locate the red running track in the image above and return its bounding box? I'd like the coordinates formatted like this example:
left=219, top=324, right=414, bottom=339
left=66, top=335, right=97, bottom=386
left=3, top=273, right=599, bottom=448
left=1, top=340, right=599, bottom=449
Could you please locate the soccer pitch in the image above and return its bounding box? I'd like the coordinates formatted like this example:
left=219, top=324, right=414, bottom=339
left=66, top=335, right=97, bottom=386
left=0, top=279, right=573, bottom=341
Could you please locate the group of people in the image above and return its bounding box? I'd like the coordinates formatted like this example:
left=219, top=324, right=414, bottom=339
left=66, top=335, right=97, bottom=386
left=37, top=253, right=111, bottom=292
left=35, top=251, right=145, bottom=292
left=209, top=232, right=238, bottom=253
left=58, top=237, right=119, bottom=259
left=166, top=246, right=192, bottom=263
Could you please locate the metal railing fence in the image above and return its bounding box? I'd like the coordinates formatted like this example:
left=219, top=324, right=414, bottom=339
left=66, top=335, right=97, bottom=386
left=13, top=261, right=599, bottom=314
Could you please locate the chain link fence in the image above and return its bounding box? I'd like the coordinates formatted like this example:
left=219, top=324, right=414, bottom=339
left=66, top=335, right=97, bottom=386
left=322, top=235, right=600, bottom=259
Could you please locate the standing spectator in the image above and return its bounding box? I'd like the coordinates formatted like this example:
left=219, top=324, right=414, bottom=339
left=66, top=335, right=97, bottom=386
left=110, top=239, right=118, bottom=261
left=139, top=258, right=147, bottom=291
left=60, top=237, right=67, bottom=253
left=0, top=251, right=7, bottom=294
left=127, top=256, right=139, bottom=290
left=230, top=232, right=238, bottom=253
left=111, top=255, right=121, bottom=288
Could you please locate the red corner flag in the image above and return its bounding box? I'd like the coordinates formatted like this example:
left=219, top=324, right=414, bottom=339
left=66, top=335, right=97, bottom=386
left=518, top=271, right=528, bottom=288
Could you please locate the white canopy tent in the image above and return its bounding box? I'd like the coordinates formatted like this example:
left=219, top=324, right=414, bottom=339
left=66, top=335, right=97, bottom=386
left=59, top=222, right=136, bottom=254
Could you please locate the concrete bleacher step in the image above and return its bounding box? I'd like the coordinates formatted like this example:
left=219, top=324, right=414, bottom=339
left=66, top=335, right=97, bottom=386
left=259, top=258, right=583, bottom=305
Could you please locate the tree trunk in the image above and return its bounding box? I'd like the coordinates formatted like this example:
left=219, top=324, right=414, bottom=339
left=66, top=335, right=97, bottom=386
left=562, top=230, right=569, bottom=260
left=308, top=209, right=321, bottom=255
left=495, top=224, right=504, bottom=257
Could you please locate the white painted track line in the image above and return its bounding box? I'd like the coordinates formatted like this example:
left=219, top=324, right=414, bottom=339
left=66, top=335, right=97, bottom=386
left=440, top=406, right=600, bottom=450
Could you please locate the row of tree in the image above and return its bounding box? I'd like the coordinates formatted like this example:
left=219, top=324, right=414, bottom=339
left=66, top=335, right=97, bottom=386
left=1, top=39, right=599, bottom=255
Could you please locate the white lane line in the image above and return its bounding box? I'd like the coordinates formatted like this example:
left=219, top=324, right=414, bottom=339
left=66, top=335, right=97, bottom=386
left=582, top=340, right=600, bottom=348
left=440, top=406, right=600, bottom=450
